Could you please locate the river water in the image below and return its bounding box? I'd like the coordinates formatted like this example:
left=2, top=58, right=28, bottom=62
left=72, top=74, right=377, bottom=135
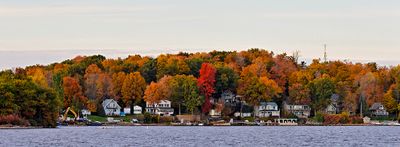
left=0, top=126, right=399, bottom=147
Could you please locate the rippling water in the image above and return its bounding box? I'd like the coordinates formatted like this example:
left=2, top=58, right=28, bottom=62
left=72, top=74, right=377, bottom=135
left=0, top=126, right=399, bottom=147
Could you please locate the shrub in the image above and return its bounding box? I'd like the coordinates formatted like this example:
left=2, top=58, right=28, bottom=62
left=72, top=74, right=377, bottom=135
left=0, top=115, right=30, bottom=126
left=143, top=113, right=161, bottom=123
left=351, top=116, right=363, bottom=124
left=323, top=114, right=341, bottom=125
left=159, top=116, right=173, bottom=123
left=143, top=112, right=152, bottom=123
left=339, top=112, right=350, bottom=124
left=242, top=117, right=255, bottom=122
left=222, top=116, right=231, bottom=121
left=259, top=117, right=275, bottom=122
left=323, top=112, right=351, bottom=125
left=313, top=112, right=324, bottom=122
left=133, top=114, right=145, bottom=122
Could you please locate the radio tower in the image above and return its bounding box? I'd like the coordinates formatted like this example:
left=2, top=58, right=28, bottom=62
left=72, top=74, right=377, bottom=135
left=324, top=44, right=327, bottom=62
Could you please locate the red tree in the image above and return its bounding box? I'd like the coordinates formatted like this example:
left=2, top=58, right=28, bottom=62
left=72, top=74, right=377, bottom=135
left=63, top=77, right=87, bottom=110
left=197, top=63, right=217, bottom=114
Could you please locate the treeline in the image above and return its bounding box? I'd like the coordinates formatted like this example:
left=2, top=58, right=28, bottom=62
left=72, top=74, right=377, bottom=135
left=1, top=48, right=400, bottom=127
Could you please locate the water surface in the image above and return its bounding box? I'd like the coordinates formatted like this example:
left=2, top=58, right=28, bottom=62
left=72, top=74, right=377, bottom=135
left=0, top=126, right=399, bottom=147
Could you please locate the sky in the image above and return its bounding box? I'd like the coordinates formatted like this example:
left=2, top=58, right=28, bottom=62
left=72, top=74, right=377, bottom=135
left=0, top=0, right=399, bottom=69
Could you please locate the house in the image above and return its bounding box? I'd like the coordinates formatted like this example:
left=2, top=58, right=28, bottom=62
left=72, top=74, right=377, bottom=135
left=123, top=105, right=142, bottom=115
left=133, top=105, right=142, bottom=115
left=255, top=102, right=280, bottom=117
left=363, top=116, right=371, bottom=124
left=324, top=104, right=337, bottom=114
left=234, top=112, right=252, bottom=117
left=145, top=100, right=174, bottom=116
left=102, top=99, right=121, bottom=116
left=81, top=109, right=91, bottom=115
left=324, top=94, right=341, bottom=114
left=369, top=103, right=389, bottom=116
left=221, top=91, right=237, bottom=104
left=81, top=109, right=91, bottom=118
left=284, top=102, right=311, bottom=118
left=124, top=107, right=131, bottom=115
left=209, top=109, right=221, bottom=118
left=234, top=104, right=253, bottom=117
left=330, top=94, right=340, bottom=105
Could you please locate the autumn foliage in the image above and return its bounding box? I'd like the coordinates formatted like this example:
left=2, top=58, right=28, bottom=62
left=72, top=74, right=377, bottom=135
left=3, top=48, right=400, bottom=127
left=197, top=63, right=217, bottom=113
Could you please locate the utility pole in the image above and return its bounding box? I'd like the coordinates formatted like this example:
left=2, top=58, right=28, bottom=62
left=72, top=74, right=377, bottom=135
left=360, top=94, right=364, bottom=118
left=324, top=44, right=327, bottom=63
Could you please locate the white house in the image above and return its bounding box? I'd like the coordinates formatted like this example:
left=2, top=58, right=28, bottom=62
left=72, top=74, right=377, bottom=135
left=255, top=102, right=280, bottom=117
left=123, top=107, right=131, bottom=115
left=234, top=112, right=252, bottom=117
left=102, top=99, right=121, bottom=116
left=146, top=100, right=174, bottom=116
left=363, top=116, right=371, bottom=124
left=210, top=109, right=221, bottom=118
left=133, top=105, right=142, bottom=115
left=284, top=102, right=311, bottom=118
left=81, top=109, right=91, bottom=118
left=124, top=106, right=142, bottom=115
left=324, top=104, right=337, bottom=114
left=369, top=103, right=389, bottom=116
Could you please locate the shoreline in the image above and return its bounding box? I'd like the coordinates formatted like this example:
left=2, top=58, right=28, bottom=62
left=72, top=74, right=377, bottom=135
left=1, top=124, right=399, bottom=129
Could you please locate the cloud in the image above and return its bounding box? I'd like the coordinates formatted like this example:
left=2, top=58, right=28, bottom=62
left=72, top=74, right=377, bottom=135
left=260, top=10, right=400, bottom=19
left=0, top=4, right=169, bottom=17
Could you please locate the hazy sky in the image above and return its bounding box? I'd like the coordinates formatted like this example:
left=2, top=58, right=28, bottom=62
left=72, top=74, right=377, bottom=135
left=0, top=0, right=399, bottom=69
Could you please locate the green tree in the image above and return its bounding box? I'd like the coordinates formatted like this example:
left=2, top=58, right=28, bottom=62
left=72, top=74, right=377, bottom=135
left=140, top=58, right=157, bottom=83
left=215, top=65, right=239, bottom=97
left=169, top=75, right=203, bottom=114
left=308, top=76, right=336, bottom=112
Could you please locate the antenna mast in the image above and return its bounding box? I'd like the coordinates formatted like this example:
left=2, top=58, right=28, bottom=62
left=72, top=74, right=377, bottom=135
left=324, top=44, right=327, bottom=62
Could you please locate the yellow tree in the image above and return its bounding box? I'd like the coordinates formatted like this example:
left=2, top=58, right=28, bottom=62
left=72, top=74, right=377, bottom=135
left=112, top=72, right=126, bottom=100
left=26, top=67, right=49, bottom=88
left=383, top=85, right=399, bottom=114
left=143, top=76, right=172, bottom=104
left=84, top=64, right=102, bottom=100
left=122, top=72, right=146, bottom=113
left=238, top=75, right=281, bottom=107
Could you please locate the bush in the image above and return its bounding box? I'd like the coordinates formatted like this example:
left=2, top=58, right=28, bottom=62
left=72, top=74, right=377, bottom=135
left=351, top=116, right=363, bottom=124
left=159, top=116, right=174, bottom=123
left=143, top=113, right=163, bottom=123
left=259, top=117, right=275, bottom=122
left=143, top=112, right=152, bottom=123
left=242, top=117, right=255, bottom=122
left=323, top=114, right=341, bottom=125
left=313, top=112, right=324, bottom=122
left=323, top=112, right=351, bottom=125
left=0, top=115, right=30, bottom=126
left=339, top=112, right=350, bottom=124
left=222, top=116, right=231, bottom=121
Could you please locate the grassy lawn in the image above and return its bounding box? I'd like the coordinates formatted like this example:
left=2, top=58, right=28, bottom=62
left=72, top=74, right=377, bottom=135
left=87, top=115, right=107, bottom=122
left=87, top=115, right=144, bottom=122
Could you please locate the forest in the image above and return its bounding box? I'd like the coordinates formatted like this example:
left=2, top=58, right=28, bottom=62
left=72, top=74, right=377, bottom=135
left=1, top=48, right=400, bottom=127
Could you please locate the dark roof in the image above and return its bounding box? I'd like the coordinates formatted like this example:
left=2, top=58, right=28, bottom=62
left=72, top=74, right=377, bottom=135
left=330, top=94, right=340, bottom=102
left=157, top=108, right=174, bottom=112
left=102, top=99, right=121, bottom=109
left=369, top=103, right=384, bottom=110
left=260, top=102, right=278, bottom=107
